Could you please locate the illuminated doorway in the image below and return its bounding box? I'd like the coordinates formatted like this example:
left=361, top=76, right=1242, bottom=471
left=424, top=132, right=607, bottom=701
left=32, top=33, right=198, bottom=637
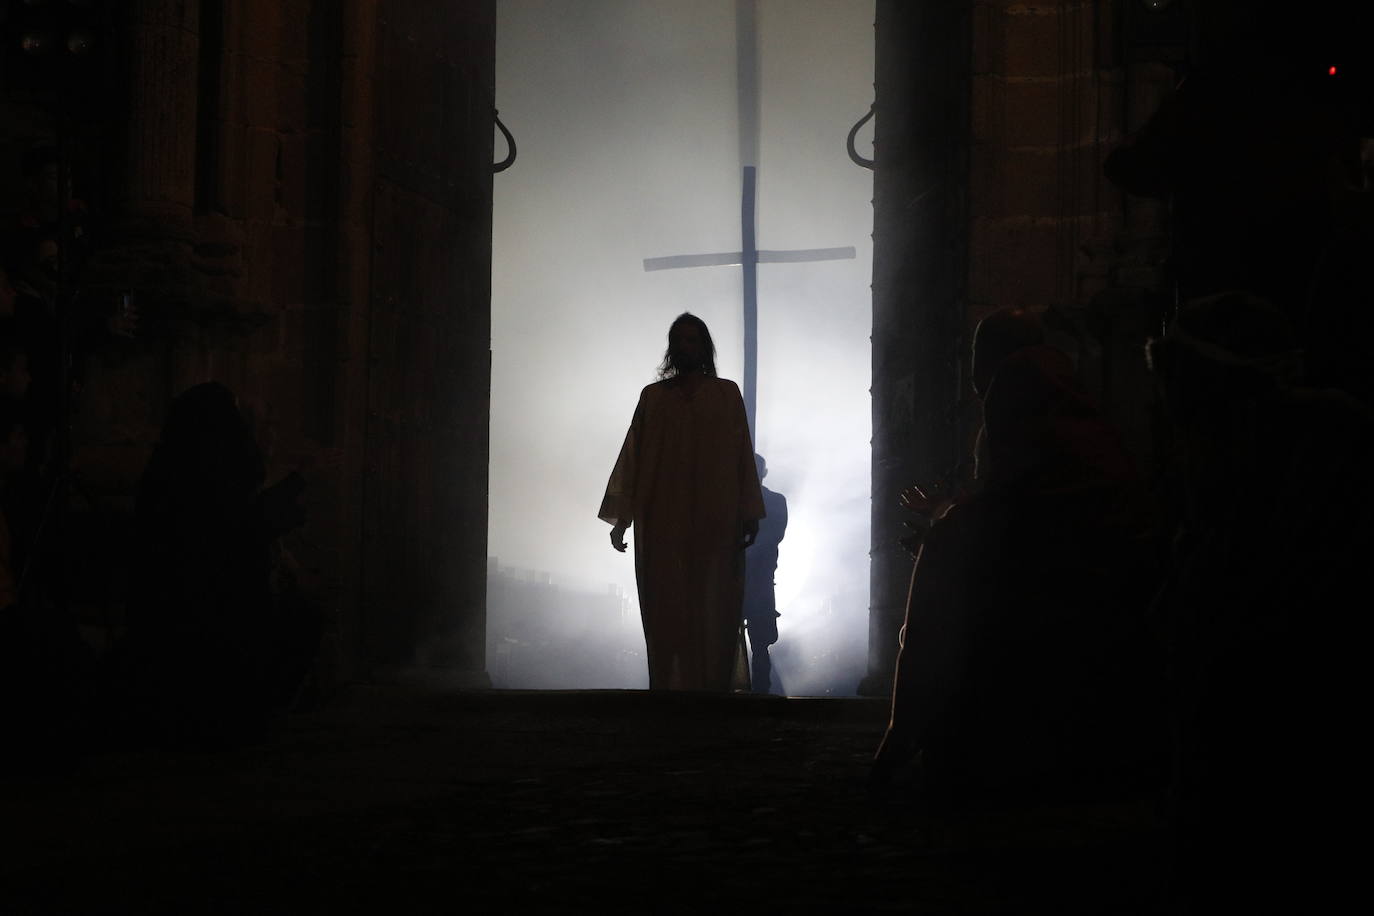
left=489, top=0, right=874, bottom=693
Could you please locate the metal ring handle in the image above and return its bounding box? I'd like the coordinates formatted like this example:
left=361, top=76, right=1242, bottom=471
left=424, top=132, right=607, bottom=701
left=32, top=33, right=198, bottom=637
left=494, top=110, right=517, bottom=173
left=847, top=105, right=875, bottom=170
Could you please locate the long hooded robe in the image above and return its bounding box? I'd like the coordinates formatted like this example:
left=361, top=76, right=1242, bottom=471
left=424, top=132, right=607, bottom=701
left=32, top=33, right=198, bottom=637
left=600, top=377, right=765, bottom=691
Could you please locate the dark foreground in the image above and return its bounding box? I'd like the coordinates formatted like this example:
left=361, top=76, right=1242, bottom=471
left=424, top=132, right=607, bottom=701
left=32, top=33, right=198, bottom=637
left=2, top=687, right=1166, bottom=914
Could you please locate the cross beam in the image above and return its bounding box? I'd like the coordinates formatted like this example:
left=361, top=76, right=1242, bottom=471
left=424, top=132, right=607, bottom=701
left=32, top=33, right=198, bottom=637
left=643, top=247, right=858, bottom=272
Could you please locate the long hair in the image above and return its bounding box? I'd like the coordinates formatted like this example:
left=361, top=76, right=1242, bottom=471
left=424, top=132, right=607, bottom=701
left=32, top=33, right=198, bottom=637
left=656, top=312, right=717, bottom=380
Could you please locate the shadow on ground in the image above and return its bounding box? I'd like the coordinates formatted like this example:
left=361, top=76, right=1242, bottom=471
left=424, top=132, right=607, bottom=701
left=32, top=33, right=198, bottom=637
left=2, top=687, right=1166, bottom=914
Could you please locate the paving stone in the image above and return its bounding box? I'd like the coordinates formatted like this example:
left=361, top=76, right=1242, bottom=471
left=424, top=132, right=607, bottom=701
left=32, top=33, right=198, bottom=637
left=1, top=686, right=1167, bottom=914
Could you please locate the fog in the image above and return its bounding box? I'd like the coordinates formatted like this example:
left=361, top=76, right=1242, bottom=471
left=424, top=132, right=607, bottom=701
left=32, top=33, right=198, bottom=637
left=489, top=0, right=874, bottom=694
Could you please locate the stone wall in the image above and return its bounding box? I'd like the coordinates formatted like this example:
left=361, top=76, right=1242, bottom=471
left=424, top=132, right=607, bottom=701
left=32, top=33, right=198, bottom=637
left=969, top=0, right=1186, bottom=467
left=865, top=0, right=1177, bottom=691
left=3, top=0, right=496, bottom=687
left=970, top=0, right=1121, bottom=316
left=865, top=0, right=970, bottom=695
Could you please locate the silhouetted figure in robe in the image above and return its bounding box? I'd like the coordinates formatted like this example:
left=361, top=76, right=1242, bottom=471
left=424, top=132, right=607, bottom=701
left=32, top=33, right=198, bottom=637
left=1147, top=291, right=1373, bottom=911
left=874, top=309, right=1165, bottom=804
left=743, top=453, right=787, bottom=694
left=601, top=313, right=765, bottom=692
left=106, top=382, right=318, bottom=746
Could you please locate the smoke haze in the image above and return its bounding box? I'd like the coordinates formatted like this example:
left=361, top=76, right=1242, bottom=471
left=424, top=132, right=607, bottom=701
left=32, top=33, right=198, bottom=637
left=490, top=0, right=874, bottom=694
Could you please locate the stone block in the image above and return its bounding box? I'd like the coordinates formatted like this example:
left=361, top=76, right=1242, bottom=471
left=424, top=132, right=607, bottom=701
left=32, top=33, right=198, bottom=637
left=970, top=216, right=1062, bottom=308
left=279, top=307, right=306, bottom=360
left=301, top=307, right=341, bottom=445
left=1113, top=264, right=1164, bottom=289
left=1002, top=79, right=1062, bottom=148
left=1076, top=271, right=1110, bottom=303
left=277, top=0, right=313, bottom=63
left=193, top=210, right=245, bottom=253
left=970, top=144, right=1004, bottom=216
left=275, top=62, right=310, bottom=130
left=339, top=56, right=375, bottom=132
left=972, top=146, right=1061, bottom=220
left=337, top=126, right=375, bottom=221
left=244, top=128, right=279, bottom=224
left=276, top=132, right=308, bottom=220
left=243, top=57, right=279, bottom=129
left=301, top=130, right=341, bottom=222
left=1000, top=148, right=1060, bottom=216
left=271, top=225, right=309, bottom=306
left=341, top=0, right=381, bottom=60
left=1002, top=6, right=1062, bottom=80
left=972, top=2, right=1003, bottom=76
left=215, top=122, right=250, bottom=219
left=301, top=224, right=336, bottom=304
left=971, top=74, right=1004, bottom=144
left=240, top=0, right=286, bottom=58
left=241, top=221, right=277, bottom=306
left=997, top=2, right=1097, bottom=81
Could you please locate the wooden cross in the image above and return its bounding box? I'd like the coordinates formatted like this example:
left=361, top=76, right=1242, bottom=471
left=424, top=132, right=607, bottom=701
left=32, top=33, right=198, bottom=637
left=642, top=1, right=855, bottom=438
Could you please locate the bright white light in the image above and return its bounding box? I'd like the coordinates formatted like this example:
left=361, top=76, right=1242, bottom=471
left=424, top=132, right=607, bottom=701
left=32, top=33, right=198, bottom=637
left=492, top=0, right=874, bottom=694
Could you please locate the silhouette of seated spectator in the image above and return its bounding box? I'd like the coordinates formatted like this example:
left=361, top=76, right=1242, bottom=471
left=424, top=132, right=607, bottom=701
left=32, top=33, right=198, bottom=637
left=0, top=401, right=28, bottom=618
left=105, top=382, right=319, bottom=746
left=3, top=229, right=136, bottom=478
left=873, top=309, right=1166, bottom=805
left=742, top=454, right=787, bottom=694
left=0, top=399, right=95, bottom=775
left=1147, top=291, right=1374, bottom=910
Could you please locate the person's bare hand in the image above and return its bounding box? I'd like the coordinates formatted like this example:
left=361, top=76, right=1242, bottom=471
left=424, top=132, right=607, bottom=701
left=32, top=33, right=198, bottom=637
left=610, top=522, right=629, bottom=552
left=741, top=518, right=759, bottom=548
left=899, top=485, right=935, bottom=515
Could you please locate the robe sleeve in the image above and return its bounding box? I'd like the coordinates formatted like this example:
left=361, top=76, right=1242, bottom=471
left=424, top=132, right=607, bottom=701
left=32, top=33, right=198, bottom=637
left=598, top=394, right=644, bottom=526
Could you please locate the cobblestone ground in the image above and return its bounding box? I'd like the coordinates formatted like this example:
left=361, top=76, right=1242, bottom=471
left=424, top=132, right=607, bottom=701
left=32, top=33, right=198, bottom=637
left=2, top=688, right=1167, bottom=914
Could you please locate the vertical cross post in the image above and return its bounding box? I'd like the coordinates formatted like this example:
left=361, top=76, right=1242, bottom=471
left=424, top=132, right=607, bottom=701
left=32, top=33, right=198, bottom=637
left=737, top=0, right=760, bottom=437
left=641, top=0, right=854, bottom=441
left=741, top=165, right=758, bottom=435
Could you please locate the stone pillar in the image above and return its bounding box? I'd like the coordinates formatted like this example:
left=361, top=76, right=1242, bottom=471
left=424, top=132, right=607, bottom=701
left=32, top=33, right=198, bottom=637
left=358, top=0, right=494, bottom=684
left=863, top=0, right=971, bottom=696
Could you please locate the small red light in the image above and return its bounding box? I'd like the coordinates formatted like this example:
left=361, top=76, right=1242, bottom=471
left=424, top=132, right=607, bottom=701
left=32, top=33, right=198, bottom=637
left=1329, top=65, right=1338, bottom=76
